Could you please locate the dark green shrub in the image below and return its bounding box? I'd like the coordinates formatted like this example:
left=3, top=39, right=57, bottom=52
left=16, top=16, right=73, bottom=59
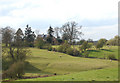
left=57, top=45, right=63, bottom=52
left=3, top=61, right=25, bottom=79
left=95, top=43, right=102, bottom=49
left=48, top=45, right=52, bottom=51
left=66, top=48, right=74, bottom=55
left=83, top=51, right=89, bottom=58
left=2, top=57, right=14, bottom=71
left=35, top=38, right=45, bottom=49
left=57, top=41, right=70, bottom=53
left=95, top=39, right=107, bottom=49
left=107, top=54, right=116, bottom=60
left=62, top=47, right=66, bottom=53
left=81, top=41, right=88, bottom=51
left=79, top=46, right=83, bottom=52
left=62, top=42, right=71, bottom=53
left=73, top=49, right=80, bottom=56
left=87, top=43, right=93, bottom=49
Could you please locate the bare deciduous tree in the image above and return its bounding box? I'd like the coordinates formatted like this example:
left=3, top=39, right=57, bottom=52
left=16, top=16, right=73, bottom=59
left=54, top=27, right=60, bottom=38
left=1, top=26, right=15, bottom=47
left=61, top=21, right=83, bottom=44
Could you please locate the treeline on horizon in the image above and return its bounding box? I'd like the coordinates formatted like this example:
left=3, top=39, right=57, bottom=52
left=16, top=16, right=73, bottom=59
left=0, top=21, right=119, bottom=48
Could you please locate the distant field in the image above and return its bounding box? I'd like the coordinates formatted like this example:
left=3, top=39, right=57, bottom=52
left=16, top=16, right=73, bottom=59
left=15, top=47, right=118, bottom=81
left=88, top=46, right=118, bottom=59
left=52, top=45, right=118, bottom=59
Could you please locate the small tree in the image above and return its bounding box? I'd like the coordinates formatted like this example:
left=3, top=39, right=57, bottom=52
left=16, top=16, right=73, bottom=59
left=96, top=43, right=101, bottom=49
left=62, top=40, right=71, bottom=53
left=87, top=43, right=93, bottom=50
left=66, top=48, right=74, bottom=55
left=96, top=38, right=107, bottom=49
left=57, top=45, right=64, bottom=52
left=106, top=39, right=115, bottom=46
left=106, top=35, right=120, bottom=46
left=57, top=40, right=70, bottom=53
left=81, top=41, right=88, bottom=51
left=35, top=37, right=45, bottom=49
left=83, top=51, right=89, bottom=58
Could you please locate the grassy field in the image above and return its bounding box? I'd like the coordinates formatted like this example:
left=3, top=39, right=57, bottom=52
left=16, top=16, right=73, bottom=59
left=88, top=46, right=118, bottom=59
left=53, top=45, right=118, bottom=59
left=15, top=46, right=118, bottom=81
left=19, top=68, right=118, bottom=81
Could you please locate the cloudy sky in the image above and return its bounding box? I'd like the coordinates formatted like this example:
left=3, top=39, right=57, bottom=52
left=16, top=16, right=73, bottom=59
left=0, top=0, right=119, bottom=40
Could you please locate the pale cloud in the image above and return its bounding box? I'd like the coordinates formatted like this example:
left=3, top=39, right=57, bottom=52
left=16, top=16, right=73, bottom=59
left=82, top=24, right=118, bottom=40
left=0, top=0, right=119, bottom=40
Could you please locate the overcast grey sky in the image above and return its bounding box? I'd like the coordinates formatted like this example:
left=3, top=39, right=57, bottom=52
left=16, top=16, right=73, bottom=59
left=0, top=0, right=119, bottom=40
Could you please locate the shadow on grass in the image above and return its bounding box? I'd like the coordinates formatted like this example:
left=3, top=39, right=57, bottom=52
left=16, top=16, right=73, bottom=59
left=101, top=49, right=114, bottom=52
left=87, top=50, right=100, bottom=52
left=24, top=61, right=41, bottom=73
left=88, top=56, right=97, bottom=58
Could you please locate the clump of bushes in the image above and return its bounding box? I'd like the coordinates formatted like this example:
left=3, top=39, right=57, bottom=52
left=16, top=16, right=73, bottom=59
left=57, top=41, right=82, bottom=56
left=62, top=42, right=71, bottom=53
left=3, top=61, right=25, bottom=79
left=107, top=54, right=116, bottom=60
left=95, top=38, right=107, bottom=49
left=83, top=51, right=89, bottom=58
left=57, top=45, right=64, bottom=52
left=2, top=58, right=14, bottom=71
left=79, top=41, right=93, bottom=52
left=35, top=38, right=45, bottom=49
left=73, top=49, right=81, bottom=56
left=66, top=48, right=74, bottom=55
left=80, top=41, right=88, bottom=51
left=57, top=41, right=71, bottom=53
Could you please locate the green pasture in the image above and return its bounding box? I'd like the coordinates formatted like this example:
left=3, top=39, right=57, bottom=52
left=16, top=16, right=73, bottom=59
left=53, top=45, right=118, bottom=59
left=19, top=68, right=118, bottom=81
left=2, top=46, right=118, bottom=81
left=16, top=46, right=118, bottom=81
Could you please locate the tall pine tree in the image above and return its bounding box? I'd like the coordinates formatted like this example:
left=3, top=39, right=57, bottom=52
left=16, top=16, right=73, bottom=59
left=46, top=26, right=54, bottom=44
left=24, top=25, right=36, bottom=47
